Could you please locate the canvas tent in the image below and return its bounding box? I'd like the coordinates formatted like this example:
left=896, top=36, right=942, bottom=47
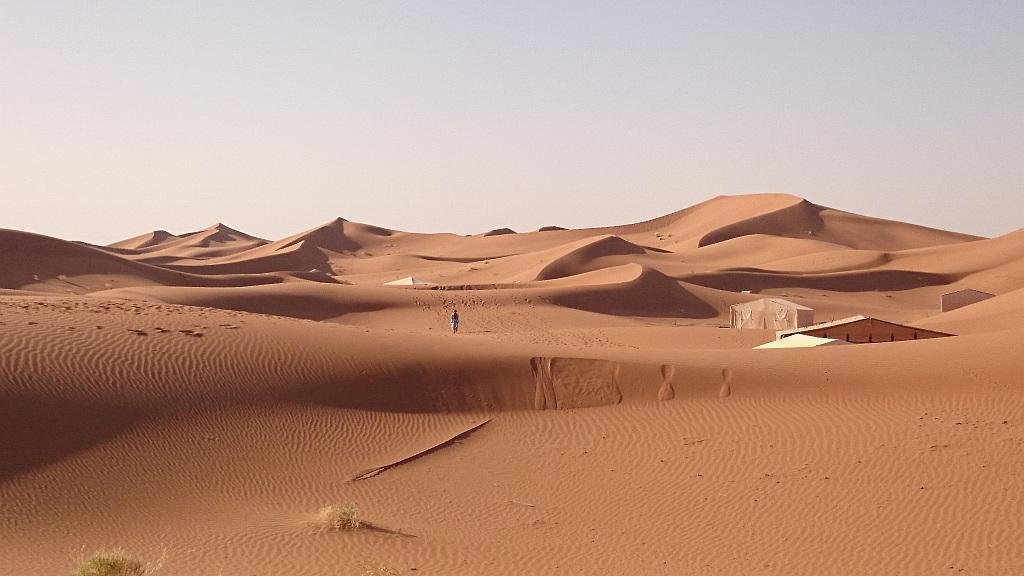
left=730, top=298, right=814, bottom=330
left=383, top=276, right=436, bottom=287
left=754, top=334, right=850, bottom=349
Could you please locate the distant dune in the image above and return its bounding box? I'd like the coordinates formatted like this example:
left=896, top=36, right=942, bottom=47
left=2, top=194, right=1022, bottom=576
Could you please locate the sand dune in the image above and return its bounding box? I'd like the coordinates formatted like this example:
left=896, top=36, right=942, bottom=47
left=106, top=229, right=179, bottom=251
left=0, top=229, right=283, bottom=293
left=106, top=223, right=268, bottom=260
left=537, top=264, right=720, bottom=318
left=884, top=228, right=1024, bottom=293
left=917, top=286, right=1024, bottom=335
left=532, top=235, right=653, bottom=281
left=696, top=197, right=979, bottom=250
left=2, top=194, right=1022, bottom=575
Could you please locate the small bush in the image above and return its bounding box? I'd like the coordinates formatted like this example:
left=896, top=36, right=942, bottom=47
left=320, top=502, right=360, bottom=530
left=361, top=561, right=400, bottom=576
left=74, top=550, right=146, bottom=576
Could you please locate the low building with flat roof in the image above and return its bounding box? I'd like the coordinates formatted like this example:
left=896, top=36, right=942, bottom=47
left=776, top=315, right=953, bottom=344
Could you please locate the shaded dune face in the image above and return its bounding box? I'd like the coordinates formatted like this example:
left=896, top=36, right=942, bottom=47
left=697, top=198, right=827, bottom=247
left=105, top=229, right=179, bottom=251
left=3, top=194, right=1023, bottom=576
left=0, top=229, right=283, bottom=292
left=533, top=235, right=650, bottom=281
left=0, top=393, right=150, bottom=482
left=682, top=269, right=957, bottom=293
left=544, top=266, right=720, bottom=318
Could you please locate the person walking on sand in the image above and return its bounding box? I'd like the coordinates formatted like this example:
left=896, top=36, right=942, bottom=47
left=450, top=309, right=460, bottom=334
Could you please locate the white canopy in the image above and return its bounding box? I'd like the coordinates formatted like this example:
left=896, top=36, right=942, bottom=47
left=754, top=334, right=850, bottom=349
left=383, top=276, right=436, bottom=286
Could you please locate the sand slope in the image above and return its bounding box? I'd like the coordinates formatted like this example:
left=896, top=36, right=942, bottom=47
left=2, top=194, right=1022, bottom=575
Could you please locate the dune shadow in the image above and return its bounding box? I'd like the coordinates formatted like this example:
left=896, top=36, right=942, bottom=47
left=682, top=269, right=956, bottom=293
left=0, top=393, right=148, bottom=484
left=548, top=272, right=719, bottom=318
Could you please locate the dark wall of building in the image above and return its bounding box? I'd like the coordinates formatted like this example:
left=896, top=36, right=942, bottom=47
left=941, top=291, right=994, bottom=312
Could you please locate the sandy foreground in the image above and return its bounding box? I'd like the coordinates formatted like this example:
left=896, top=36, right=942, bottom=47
left=1, top=194, right=1022, bottom=575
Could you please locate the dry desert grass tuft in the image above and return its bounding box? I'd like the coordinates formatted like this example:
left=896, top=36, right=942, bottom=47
left=73, top=550, right=146, bottom=576
left=361, top=561, right=400, bottom=576
left=319, top=502, right=361, bottom=530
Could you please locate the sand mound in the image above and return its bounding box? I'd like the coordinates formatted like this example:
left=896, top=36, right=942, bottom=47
left=541, top=264, right=719, bottom=318
left=917, top=287, right=1024, bottom=334
left=752, top=248, right=892, bottom=274
left=481, top=227, right=516, bottom=237
left=104, top=223, right=269, bottom=261
left=697, top=197, right=827, bottom=247
left=157, top=240, right=333, bottom=275
left=0, top=229, right=281, bottom=292
left=106, top=229, right=179, bottom=251
left=151, top=218, right=405, bottom=275
left=697, top=198, right=978, bottom=250
left=534, top=235, right=651, bottom=281
left=606, top=193, right=807, bottom=245
left=672, top=234, right=848, bottom=269
left=271, top=218, right=365, bottom=254
left=882, top=229, right=1024, bottom=292
left=590, top=194, right=978, bottom=253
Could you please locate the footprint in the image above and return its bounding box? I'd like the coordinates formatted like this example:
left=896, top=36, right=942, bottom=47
left=658, top=365, right=676, bottom=401
left=719, top=368, right=733, bottom=398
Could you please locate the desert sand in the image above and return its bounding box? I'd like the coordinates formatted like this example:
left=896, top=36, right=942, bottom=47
left=1, top=194, right=1022, bottom=575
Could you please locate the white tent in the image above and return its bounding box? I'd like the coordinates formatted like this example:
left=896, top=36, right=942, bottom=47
left=383, top=276, right=436, bottom=287
left=754, top=334, right=850, bottom=349
left=730, top=298, right=814, bottom=330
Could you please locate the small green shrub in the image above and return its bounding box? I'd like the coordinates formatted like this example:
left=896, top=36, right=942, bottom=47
left=74, top=550, right=146, bottom=576
left=320, top=502, right=360, bottom=530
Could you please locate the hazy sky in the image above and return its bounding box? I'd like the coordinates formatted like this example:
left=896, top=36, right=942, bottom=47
left=2, top=2, right=1022, bottom=244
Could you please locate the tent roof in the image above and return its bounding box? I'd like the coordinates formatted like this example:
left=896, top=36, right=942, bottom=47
left=941, top=288, right=994, bottom=297
left=776, top=315, right=955, bottom=339
left=731, top=297, right=813, bottom=311
left=780, top=315, right=868, bottom=333
left=754, top=334, right=850, bottom=349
